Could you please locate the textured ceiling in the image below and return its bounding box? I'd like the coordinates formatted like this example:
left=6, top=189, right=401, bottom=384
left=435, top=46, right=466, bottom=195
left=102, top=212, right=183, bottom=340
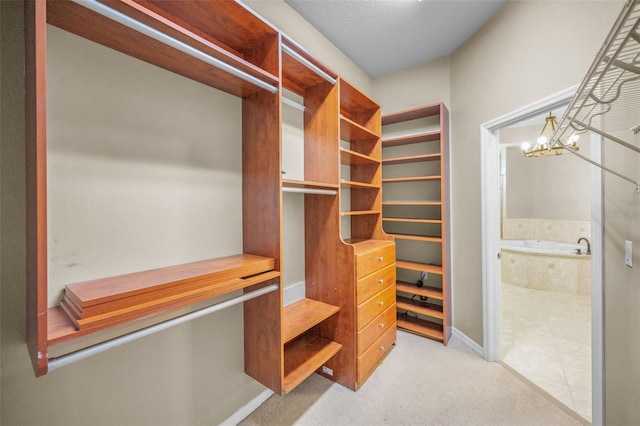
left=285, top=0, right=507, bottom=78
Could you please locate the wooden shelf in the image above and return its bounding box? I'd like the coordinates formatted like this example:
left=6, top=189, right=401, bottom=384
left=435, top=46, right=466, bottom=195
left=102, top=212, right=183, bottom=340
left=383, top=201, right=442, bottom=206
left=282, top=179, right=339, bottom=191
left=341, top=180, right=379, bottom=190
left=340, top=116, right=379, bottom=144
left=397, top=314, right=444, bottom=341
left=282, top=41, right=336, bottom=96
left=382, top=131, right=440, bottom=147
left=283, top=334, right=342, bottom=393
left=340, top=79, right=379, bottom=127
left=340, top=147, right=379, bottom=166
left=390, top=234, right=442, bottom=243
left=341, top=210, right=381, bottom=216
left=283, top=298, right=340, bottom=344
left=396, top=281, right=443, bottom=300
left=383, top=218, right=442, bottom=224
left=382, top=176, right=441, bottom=183
left=382, top=104, right=442, bottom=125
left=383, top=153, right=441, bottom=165
left=397, top=296, right=443, bottom=319
left=46, top=0, right=280, bottom=98
left=396, top=260, right=443, bottom=275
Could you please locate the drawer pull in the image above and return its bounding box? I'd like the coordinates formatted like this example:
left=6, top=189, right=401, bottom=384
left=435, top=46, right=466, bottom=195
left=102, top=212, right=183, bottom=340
left=378, top=301, right=384, bottom=306
left=377, top=256, right=384, bottom=261
left=379, top=346, right=385, bottom=351
left=378, top=279, right=384, bottom=284
left=379, top=323, right=384, bottom=329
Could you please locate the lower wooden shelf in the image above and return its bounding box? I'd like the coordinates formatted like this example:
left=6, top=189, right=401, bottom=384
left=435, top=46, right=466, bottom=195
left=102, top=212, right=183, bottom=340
left=397, top=296, right=443, bottom=319
left=283, top=334, right=342, bottom=393
left=397, top=313, right=443, bottom=342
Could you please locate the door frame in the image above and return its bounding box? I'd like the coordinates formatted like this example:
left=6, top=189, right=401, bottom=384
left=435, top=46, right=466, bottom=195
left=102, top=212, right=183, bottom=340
left=480, top=85, right=604, bottom=425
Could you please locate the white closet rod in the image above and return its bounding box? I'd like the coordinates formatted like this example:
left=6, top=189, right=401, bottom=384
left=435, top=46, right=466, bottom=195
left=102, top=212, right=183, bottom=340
left=282, top=187, right=337, bottom=195
left=282, top=44, right=337, bottom=85
left=47, top=283, right=279, bottom=372
left=282, top=96, right=305, bottom=112
left=72, top=0, right=278, bottom=94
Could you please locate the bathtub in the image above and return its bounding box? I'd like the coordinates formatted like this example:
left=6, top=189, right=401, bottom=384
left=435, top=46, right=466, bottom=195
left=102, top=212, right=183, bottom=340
left=500, top=239, right=591, bottom=295
left=500, top=239, right=588, bottom=256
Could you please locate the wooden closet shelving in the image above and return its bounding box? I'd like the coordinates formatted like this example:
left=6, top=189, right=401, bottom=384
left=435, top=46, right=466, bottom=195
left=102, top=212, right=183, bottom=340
left=381, top=104, right=451, bottom=344
left=26, top=0, right=392, bottom=394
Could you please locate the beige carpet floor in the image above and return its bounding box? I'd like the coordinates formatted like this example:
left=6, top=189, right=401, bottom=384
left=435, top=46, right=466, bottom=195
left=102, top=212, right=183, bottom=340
left=240, top=330, right=585, bottom=426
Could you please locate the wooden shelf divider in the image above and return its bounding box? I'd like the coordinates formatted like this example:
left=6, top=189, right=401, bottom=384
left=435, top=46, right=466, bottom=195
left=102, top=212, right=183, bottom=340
left=282, top=179, right=339, bottom=191
left=390, top=234, right=442, bottom=243
left=382, top=153, right=441, bottom=165
left=397, top=314, right=444, bottom=341
left=382, top=201, right=442, bottom=206
left=396, top=296, right=444, bottom=319
left=340, top=180, right=379, bottom=190
left=283, top=334, right=343, bottom=393
left=381, top=131, right=440, bottom=147
left=396, top=260, right=443, bottom=275
left=340, top=210, right=381, bottom=217
left=283, top=298, right=340, bottom=344
left=383, top=218, right=442, bottom=224
left=396, top=281, right=443, bottom=300
left=340, top=147, right=379, bottom=166
left=382, top=176, right=441, bottom=183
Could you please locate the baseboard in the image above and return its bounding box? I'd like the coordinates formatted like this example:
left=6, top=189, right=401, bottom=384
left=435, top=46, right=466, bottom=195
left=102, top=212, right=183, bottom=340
left=220, top=388, right=274, bottom=426
left=452, top=327, right=484, bottom=357
left=283, top=281, right=305, bottom=307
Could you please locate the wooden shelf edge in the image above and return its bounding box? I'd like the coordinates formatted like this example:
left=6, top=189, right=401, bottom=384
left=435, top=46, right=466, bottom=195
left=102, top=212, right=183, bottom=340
left=397, top=315, right=443, bottom=341
left=340, top=180, right=379, bottom=189
left=383, top=218, right=442, bottom=224
left=396, top=260, right=443, bottom=275
left=282, top=179, right=339, bottom=191
left=382, top=104, right=443, bottom=125
left=283, top=298, right=340, bottom=343
left=340, top=147, right=380, bottom=165
left=340, top=210, right=381, bottom=216
left=340, top=115, right=379, bottom=140
left=382, top=176, right=441, bottom=183
left=391, top=234, right=442, bottom=243
left=382, top=201, right=442, bottom=206
left=382, top=153, right=441, bottom=165
left=283, top=335, right=342, bottom=393
left=396, top=281, right=443, bottom=300
left=381, top=131, right=440, bottom=147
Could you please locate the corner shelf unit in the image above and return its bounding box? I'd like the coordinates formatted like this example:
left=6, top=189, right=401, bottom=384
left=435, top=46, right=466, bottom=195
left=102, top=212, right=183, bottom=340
left=26, top=0, right=389, bottom=395
left=381, top=104, right=451, bottom=344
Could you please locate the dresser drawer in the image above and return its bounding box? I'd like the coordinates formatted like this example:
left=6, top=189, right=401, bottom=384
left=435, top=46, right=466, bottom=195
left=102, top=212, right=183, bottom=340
left=356, top=244, right=395, bottom=278
left=357, top=325, right=396, bottom=383
left=357, top=263, right=395, bottom=305
left=357, top=303, right=396, bottom=356
left=357, top=284, right=396, bottom=329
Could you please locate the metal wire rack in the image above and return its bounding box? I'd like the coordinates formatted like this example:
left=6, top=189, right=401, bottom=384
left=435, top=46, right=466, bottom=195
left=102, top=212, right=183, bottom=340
left=551, top=0, right=640, bottom=192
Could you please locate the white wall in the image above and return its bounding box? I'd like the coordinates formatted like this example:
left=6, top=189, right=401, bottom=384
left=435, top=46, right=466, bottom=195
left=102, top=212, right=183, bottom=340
left=501, top=125, right=591, bottom=222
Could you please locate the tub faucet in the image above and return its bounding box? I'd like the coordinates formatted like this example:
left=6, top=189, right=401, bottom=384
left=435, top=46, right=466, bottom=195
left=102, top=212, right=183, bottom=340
left=577, top=237, right=591, bottom=255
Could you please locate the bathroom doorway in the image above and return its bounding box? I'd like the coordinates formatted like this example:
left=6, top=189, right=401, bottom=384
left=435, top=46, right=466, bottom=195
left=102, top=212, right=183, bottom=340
left=480, top=87, right=604, bottom=424
left=499, top=110, right=593, bottom=422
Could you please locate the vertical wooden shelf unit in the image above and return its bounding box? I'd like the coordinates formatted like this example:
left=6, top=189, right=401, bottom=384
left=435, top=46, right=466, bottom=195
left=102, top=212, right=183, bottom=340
left=25, top=0, right=390, bottom=395
left=381, top=104, right=451, bottom=344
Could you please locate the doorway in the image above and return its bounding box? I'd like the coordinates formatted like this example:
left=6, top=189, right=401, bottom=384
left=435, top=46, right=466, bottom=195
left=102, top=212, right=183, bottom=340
left=480, top=87, right=604, bottom=425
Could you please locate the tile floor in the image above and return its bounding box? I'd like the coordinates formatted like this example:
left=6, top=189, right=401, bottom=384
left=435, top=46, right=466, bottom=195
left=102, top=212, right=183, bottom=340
left=501, top=282, right=592, bottom=422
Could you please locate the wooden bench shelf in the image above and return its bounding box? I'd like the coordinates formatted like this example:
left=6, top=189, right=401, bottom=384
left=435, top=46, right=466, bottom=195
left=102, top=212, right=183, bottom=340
left=396, top=281, right=443, bottom=300
left=283, top=334, right=342, bottom=393
left=283, top=298, right=340, bottom=344
left=50, top=254, right=278, bottom=344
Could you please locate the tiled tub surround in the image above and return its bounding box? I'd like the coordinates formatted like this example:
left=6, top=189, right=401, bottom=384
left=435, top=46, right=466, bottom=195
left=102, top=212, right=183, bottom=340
left=501, top=244, right=591, bottom=295
left=503, top=218, right=591, bottom=244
